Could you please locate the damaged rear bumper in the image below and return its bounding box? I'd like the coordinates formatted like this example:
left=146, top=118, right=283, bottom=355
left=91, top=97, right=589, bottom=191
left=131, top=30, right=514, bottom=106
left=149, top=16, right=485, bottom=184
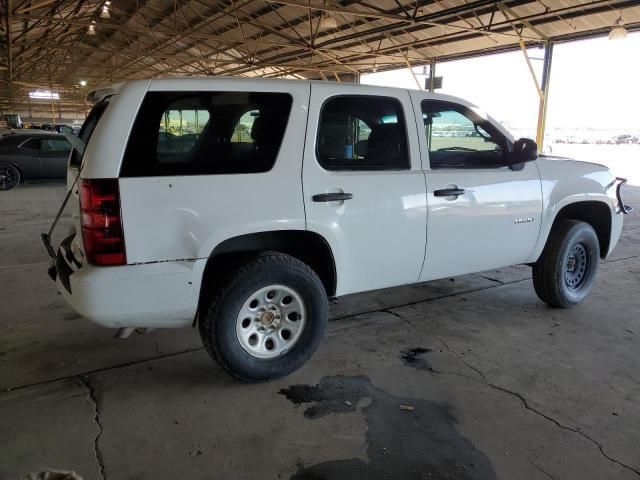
left=48, top=237, right=205, bottom=329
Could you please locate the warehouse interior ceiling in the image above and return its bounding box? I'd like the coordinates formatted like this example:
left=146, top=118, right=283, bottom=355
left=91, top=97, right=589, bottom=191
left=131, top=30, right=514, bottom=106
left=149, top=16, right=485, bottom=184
left=1, top=0, right=639, bottom=114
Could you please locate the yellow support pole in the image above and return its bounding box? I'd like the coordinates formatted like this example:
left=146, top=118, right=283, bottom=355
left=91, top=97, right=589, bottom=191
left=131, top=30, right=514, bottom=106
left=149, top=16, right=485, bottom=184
left=536, top=43, right=554, bottom=151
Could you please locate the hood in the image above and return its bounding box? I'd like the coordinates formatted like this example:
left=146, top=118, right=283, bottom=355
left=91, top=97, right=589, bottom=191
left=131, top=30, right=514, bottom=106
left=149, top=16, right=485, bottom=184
left=538, top=154, right=608, bottom=171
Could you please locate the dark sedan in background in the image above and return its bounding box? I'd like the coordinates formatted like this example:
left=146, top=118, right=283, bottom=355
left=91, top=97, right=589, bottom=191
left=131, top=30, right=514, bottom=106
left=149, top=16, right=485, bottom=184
left=0, top=131, right=71, bottom=190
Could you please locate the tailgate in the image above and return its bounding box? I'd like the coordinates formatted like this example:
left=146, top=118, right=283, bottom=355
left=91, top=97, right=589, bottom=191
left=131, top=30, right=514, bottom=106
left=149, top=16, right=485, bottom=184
left=43, top=97, right=113, bottom=265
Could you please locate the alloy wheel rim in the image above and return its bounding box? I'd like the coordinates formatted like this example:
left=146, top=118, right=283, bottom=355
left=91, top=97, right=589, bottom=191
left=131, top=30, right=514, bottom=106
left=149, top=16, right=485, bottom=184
left=0, top=166, right=16, bottom=189
left=236, top=284, right=306, bottom=359
left=564, top=242, right=590, bottom=290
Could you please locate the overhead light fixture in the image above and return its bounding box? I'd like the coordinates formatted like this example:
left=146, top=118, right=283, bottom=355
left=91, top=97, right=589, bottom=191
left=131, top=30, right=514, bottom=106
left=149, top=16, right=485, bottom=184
left=29, top=90, right=60, bottom=100
left=608, top=14, right=627, bottom=40
left=87, top=22, right=96, bottom=35
left=319, top=0, right=339, bottom=30
left=100, top=4, right=110, bottom=18
left=319, top=13, right=338, bottom=30
left=79, top=80, right=87, bottom=87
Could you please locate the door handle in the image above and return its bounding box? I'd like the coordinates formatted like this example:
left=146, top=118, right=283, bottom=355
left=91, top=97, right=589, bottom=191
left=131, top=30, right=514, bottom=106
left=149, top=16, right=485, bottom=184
left=312, top=192, right=353, bottom=202
left=433, top=188, right=465, bottom=197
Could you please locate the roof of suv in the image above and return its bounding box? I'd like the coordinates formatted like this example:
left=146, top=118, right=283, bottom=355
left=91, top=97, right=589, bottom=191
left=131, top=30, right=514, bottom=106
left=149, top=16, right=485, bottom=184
left=87, top=76, right=465, bottom=104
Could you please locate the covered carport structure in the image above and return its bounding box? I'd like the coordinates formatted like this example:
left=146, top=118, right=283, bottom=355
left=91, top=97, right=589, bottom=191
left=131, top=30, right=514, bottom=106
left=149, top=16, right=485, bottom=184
left=1, top=0, right=640, bottom=144
left=1, top=3, right=640, bottom=480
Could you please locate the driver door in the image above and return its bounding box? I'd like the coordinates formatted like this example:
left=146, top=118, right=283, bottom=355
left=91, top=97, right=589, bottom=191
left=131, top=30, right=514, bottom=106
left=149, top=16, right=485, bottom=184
left=410, top=93, right=543, bottom=281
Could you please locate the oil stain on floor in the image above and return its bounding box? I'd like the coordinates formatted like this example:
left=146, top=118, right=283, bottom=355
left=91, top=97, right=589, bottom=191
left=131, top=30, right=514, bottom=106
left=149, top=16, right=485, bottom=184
left=280, top=375, right=497, bottom=480
left=400, top=347, right=433, bottom=371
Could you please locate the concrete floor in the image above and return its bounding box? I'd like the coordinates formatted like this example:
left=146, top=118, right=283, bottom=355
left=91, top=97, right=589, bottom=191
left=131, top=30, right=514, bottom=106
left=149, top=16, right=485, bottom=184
left=1, top=182, right=639, bottom=480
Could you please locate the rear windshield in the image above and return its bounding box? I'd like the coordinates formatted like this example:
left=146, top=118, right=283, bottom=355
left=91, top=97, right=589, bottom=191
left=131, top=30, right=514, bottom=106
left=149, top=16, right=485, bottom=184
left=120, top=91, right=293, bottom=177
left=69, top=97, right=111, bottom=168
left=0, top=135, right=26, bottom=147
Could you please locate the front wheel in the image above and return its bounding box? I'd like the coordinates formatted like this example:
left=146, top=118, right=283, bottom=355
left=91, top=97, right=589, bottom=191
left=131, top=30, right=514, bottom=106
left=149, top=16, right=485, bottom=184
left=0, top=162, right=20, bottom=190
left=199, top=252, right=328, bottom=382
left=532, top=220, right=600, bottom=308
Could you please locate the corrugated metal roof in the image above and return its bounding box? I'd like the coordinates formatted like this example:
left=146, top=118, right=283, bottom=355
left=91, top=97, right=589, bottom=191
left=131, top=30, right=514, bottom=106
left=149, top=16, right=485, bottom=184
left=1, top=0, right=638, bottom=113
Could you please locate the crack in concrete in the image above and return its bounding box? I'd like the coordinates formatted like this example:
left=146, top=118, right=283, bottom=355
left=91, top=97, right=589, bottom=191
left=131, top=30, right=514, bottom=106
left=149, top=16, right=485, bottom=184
left=472, top=273, right=506, bottom=284
left=433, top=336, right=640, bottom=478
left=602, top=254, right=640, bottom=264
left=78, top=376, right=106, bottom=480
left=381, top=308, right=404, bottom=321
left=3, top=347, right=205, bottom=393
left=528, top=459, right=556, bottom=480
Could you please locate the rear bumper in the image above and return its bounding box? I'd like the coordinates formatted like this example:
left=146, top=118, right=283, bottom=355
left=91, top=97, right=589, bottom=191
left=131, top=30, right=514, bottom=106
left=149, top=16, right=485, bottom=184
left=51, top=242, right=205, bottom=328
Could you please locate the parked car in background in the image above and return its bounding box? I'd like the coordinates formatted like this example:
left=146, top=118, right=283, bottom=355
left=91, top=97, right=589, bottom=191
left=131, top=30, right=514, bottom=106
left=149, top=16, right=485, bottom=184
left=22, top=123, right=76, bottom=134
left=0, top=128, right=52, bottom=138
left=0, top=131, right=71, bottom=190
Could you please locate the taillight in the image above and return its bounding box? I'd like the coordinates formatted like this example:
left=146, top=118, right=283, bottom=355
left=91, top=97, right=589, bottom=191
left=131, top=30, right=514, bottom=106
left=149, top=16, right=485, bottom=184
left=79, top=179, right=126, bottom=266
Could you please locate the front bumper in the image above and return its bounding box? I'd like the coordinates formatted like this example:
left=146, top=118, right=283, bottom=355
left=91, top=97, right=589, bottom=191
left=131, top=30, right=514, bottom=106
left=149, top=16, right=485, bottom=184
left=49, top=238, right=205, bottom=328
left=604, top=177, right=631, bottom=258
left=615, top=177, right=633, bottom=215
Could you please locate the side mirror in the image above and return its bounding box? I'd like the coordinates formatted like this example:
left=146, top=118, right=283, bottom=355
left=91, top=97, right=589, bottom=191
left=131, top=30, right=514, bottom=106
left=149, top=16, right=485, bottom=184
left=509, top=138, right=538, bottom=170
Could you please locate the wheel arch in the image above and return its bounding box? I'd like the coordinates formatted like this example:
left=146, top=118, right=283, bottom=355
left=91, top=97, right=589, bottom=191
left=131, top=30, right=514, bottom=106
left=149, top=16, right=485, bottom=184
left=197, top=230, right=337, bottom=317
left=544, top=200, right=612, bottom=260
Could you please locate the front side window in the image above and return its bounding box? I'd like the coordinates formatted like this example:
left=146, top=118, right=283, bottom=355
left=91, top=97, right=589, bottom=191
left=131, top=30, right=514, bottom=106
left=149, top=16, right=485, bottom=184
left=317, top=95, right=409, bottom=171
left=422, top=100, right=506, bottom=169
left=122, top=91, right=293, bottom=177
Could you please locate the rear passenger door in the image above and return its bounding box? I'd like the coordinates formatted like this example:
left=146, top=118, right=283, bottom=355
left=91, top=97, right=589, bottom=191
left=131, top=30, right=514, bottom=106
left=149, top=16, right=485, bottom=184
left=303, top=84, right=427, bottom=296
left=117, top=80, right=309, bottom=265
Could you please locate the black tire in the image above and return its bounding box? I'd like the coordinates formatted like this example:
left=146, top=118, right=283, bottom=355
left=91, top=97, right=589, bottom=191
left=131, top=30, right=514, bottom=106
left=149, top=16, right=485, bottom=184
left=532, top=219, right=600, bottom=308
left=199, top=252, right=328, bottom=382
left=0, top=162, right=20, bottom=191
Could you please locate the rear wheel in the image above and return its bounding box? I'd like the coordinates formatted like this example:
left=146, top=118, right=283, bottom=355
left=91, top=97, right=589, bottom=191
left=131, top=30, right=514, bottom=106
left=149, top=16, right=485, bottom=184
left=532, top=220, right=600, bottom=308
left=0, top=162, right=20, bottom=190
left=199, top=252, right=328, bottom=382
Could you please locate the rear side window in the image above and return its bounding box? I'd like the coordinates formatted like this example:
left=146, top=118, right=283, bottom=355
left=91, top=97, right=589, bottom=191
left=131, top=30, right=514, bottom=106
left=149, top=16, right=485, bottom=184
left=157, top=107, right=210, bottom=161
left=42, top=137, right=71, bottom=153
left=70, top=98, right=110, bottom=168
left=21, top=138, right=42, bottom=150
left=316, top=95, right=409, bottom=171
left=121, top=91, right=293, bottom=177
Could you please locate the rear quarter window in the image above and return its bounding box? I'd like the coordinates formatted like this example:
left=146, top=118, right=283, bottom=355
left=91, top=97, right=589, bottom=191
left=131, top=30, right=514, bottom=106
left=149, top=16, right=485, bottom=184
left=70, top=98, right=111, bottom=167
left=121, top=91, right=293, bottom=177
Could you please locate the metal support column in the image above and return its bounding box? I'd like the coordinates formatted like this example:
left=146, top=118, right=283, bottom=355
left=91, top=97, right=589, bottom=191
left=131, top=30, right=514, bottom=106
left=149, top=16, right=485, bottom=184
left=5, top=0, right=13, bottom=111
left=428, top=59, right=436, bottom=92
left=536, top=42, right=553, bottom=151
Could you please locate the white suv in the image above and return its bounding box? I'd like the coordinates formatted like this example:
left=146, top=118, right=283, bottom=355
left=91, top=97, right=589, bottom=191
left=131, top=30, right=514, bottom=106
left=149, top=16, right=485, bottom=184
left=44, top=77, right=631, bottom=381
